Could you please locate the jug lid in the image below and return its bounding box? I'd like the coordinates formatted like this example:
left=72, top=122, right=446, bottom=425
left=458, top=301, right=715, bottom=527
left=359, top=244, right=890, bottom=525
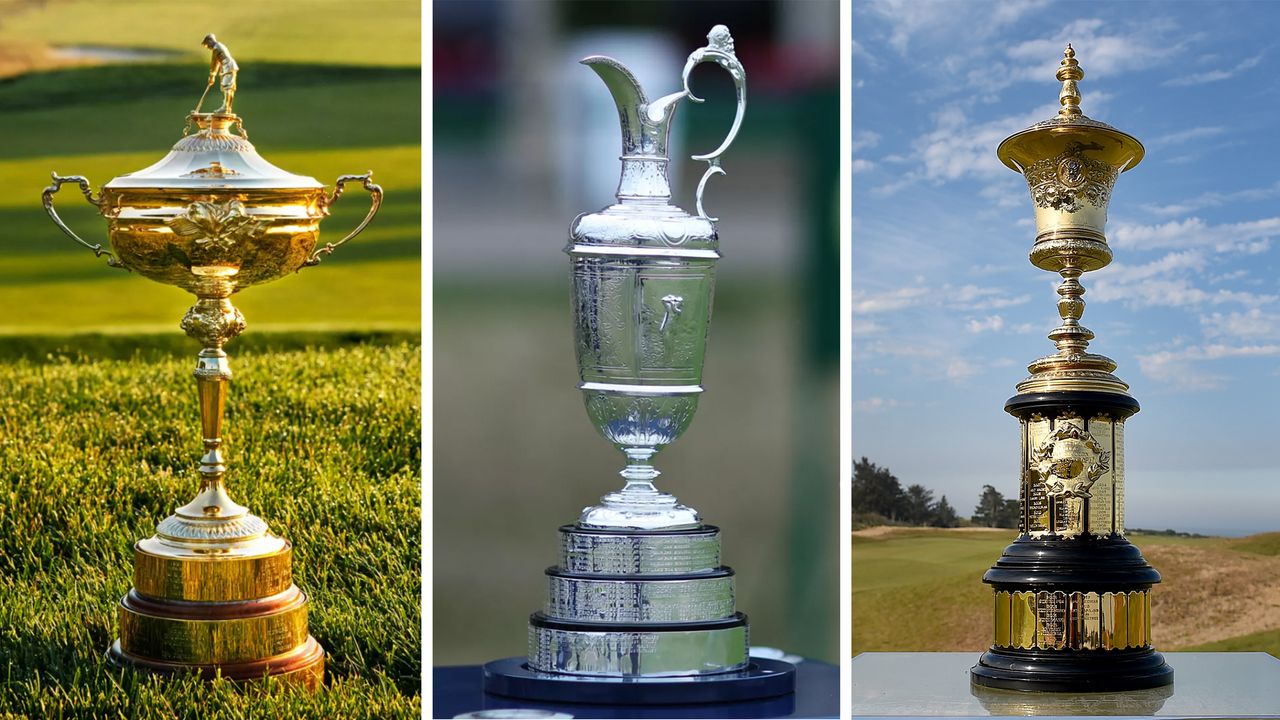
left=104, top=112, right=322, bottom=191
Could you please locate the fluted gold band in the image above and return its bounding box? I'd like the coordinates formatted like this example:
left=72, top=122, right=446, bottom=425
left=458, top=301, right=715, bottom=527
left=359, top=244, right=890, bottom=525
left=993, top=589, right=1151, bottom=651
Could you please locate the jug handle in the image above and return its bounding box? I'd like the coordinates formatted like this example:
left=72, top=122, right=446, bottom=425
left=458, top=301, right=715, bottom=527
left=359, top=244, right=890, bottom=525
left=304, top=171, right=384, bottom=267
left=42, top=173, right=125, bottom=269
left=681, top=25, right=746, bottom=222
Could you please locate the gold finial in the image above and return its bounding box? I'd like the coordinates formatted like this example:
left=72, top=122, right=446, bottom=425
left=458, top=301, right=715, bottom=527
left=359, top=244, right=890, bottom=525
left=1056, top=44, right=1084, bottom=118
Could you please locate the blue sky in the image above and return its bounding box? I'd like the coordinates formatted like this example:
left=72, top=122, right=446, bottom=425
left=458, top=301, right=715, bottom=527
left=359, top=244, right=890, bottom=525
left=852, top=1, right=1280, bottom=535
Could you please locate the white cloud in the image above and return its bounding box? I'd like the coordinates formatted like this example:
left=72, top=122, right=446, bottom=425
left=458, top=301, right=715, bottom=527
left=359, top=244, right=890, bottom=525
left=1149, top=126, right=1226, bottom=148
left=851, top=158, right=876, bottom=174
left=852, top=130, right=882, bottom=153
left=1090, top=250, right=1276, bottom=310
left=945, top=357, right=978, bottom=380
left=1139, top=343, right=1280, bottom=390
left=978, top=18, right=1184, bottom=96
left=852, top=286, right=929, bottom=314
left=966, top=315, right=1005, bottom=333
left=1202, top=308, right=1280, bottom=341
left=865, top=0, right=1049, bottom=55
left=1109, top=216, right=1280, bottom=253
left=1163, top=53, right=1263, bottom=87
left=1141, top=181, right=1280, bottom=217
left=852, top=317, right=885, bottom=336
left=954, top=284, right=1032, bottom=310
left=854, top=397, right=898, bottom=413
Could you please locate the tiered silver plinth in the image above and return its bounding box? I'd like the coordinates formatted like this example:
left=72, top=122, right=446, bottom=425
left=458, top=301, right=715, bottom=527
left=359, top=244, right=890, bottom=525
left=526, top=525, right=750, bottom=677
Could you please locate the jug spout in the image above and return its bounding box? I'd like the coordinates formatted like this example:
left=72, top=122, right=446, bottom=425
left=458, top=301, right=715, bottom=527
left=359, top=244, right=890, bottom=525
left=581, top=56, right=687, bottom=202
left=581, top=26, right=746, bottom=218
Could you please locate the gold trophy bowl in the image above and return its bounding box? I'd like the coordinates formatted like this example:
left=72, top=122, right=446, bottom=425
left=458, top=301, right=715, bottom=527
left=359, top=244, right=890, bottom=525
left=41, top=37, right=381, bottom=690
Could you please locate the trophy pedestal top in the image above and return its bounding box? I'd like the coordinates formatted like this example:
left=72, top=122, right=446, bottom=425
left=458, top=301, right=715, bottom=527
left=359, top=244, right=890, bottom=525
left=852, top=652, right=1280, bottom=717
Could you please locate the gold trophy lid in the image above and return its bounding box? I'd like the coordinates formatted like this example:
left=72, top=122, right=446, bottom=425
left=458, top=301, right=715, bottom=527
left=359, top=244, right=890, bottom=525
left=997, top=45, right=1144, bottom=174
left=103, top=112, right=323, bottom=191
left=104, top=35, right=320, bottom=192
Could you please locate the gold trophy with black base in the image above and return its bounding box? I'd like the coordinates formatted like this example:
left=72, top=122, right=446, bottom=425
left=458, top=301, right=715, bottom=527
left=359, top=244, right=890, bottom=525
left=969, top=46, right=1173, bottom=692
left=41, top=36, right=381, bottom=689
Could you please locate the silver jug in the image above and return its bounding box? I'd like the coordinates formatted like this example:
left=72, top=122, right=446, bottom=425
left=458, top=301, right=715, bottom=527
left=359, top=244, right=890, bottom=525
left=568, top=24, right=745, bottom=530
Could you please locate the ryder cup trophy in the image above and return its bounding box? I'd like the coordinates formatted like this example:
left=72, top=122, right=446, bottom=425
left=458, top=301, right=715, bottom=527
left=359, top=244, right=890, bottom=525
left=482, top=26, right=797, bottom=705
left=969, top=46, right=1173, bottom=692
left=41, top=36, right=381, bottom=689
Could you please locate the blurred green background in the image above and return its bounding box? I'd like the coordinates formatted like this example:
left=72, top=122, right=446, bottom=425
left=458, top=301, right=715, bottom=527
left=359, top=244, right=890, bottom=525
left=0, top=1, right=420, bottom=716
left=433, top=0, right=840, bottom=667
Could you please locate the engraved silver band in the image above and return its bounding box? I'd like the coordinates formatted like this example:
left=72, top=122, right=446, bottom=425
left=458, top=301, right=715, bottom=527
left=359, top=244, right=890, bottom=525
left=527, top=617, right=749, bottom=677
left=578, top=382, right=703, bottom=395
left=559, top=527, right=721, bottom=575
left=567, top=244, right=720, bottom=259
left=545, top=572, right=735, bottom=623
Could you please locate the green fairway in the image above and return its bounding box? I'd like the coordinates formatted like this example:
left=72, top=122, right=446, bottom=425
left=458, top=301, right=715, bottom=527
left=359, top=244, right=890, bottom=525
left=1185, top=628, right=1280, bottom=656
left=0, top=339, right=420, bottom=718
left=852, top=528, right=1280, bottom=658
left=0, top=0, right=419, bottom=72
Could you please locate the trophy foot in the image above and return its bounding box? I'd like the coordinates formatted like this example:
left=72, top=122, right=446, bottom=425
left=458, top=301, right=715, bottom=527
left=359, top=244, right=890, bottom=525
left=107, top=635, right=325, bottom=690
left=971, top=646, right=1173, bottom=692
left=483, top=655, right=796, bottom=706
left=109, top=536, right=325, bottom=691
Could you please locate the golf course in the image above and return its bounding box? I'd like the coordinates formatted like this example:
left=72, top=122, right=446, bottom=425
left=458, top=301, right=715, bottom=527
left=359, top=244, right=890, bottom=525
left=0, top=2, right=421, bottom=717
left=852, top=527, right=1280, bottom=658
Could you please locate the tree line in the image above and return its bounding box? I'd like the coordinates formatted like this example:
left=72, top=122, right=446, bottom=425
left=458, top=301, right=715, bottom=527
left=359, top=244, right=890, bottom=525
left=851, top=457, right=1020, bottom=529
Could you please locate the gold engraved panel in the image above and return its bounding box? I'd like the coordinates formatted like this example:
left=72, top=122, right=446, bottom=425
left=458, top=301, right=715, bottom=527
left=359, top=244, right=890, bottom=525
left=1011, top=591, right=1037, bottom=649
left=1145, top=591, right=1152, bottom=646
left=1086, top=416, right=1115, bottom=536
left=1128, top=590, right=1146, bottom=647
left=1112, top=591, right=1128, bottom=648
left=1023, top=415, right=1052, bottom=536
left=995, top=591, right=1012, bottom=647
left=1018, top=419, right=1029, bottom=534
left=1037, top=590, right=1068, bottom=649
left=1114, top=420, right=1126, bottom=536
left=1079, top=592, right=1102, bottom=650
left=1059, top=497, right=1084, bottom=538
left=1052, top=415, right=1086, bottom=538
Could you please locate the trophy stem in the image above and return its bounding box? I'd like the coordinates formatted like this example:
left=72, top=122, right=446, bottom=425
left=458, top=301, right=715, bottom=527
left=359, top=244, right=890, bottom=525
left=173, top=298, right=250, bottom=521
left=107, top=293, right=324, bottom=689
left=620, top=447, right=660, bottom=493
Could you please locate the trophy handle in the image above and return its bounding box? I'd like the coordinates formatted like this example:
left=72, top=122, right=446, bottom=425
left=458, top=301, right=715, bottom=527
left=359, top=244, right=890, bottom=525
left=681, top=25, right=746, bottom=222
left=41, top=173, right=125, bottom=269
left=304, top=171, right=383, bottom=267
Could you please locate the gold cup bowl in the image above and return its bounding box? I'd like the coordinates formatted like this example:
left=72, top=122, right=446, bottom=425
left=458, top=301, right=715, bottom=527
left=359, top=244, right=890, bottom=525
left=42, top=108, right=381, bottom=690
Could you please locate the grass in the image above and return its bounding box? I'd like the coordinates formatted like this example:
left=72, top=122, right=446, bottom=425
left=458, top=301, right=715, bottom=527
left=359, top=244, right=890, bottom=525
left=852, top=527, right=1280, bottom=658
left=1185, top=628, right=1280, bottom=656
left=0, top=336, right=420, bottom=718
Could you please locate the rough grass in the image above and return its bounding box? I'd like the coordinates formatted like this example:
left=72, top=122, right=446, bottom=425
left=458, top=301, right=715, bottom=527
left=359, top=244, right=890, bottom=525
left=852, top=527, right=1280, bottom=658
left=0, top=338, right=420, bottom=718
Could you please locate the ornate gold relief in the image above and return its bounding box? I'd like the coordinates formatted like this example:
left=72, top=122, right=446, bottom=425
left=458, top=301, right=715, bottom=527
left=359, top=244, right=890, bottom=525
left=1031, top=422, right=1111, bottom=500
left=167, top=198, right=267, bottom=264
left=1023, top=141, right=1119, bottom=213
